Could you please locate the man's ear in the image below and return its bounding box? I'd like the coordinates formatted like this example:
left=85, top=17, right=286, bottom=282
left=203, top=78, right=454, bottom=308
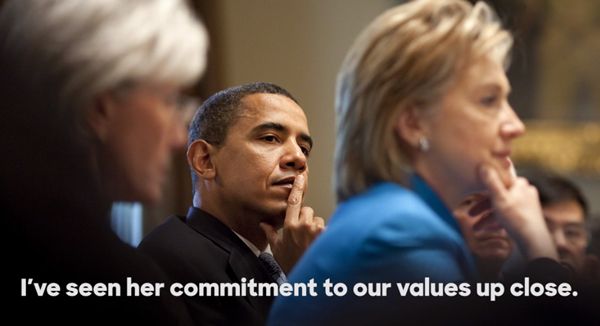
left=87, top=93, right=117, bottom=143
left=187, top=140, right=217, bottom=180
left=394, top=104, right=426, bottom=149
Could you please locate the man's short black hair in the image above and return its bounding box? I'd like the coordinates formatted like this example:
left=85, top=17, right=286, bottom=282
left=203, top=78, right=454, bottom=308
left=189, top=82, right=298, bottom=147
left=188, top=82, right=299, bottom=187
left=528, top=172, right=589, bottom=219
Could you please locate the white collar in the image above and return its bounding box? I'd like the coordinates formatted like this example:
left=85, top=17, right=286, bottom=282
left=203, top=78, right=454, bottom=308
left=232, top=230, right=273, bottom=257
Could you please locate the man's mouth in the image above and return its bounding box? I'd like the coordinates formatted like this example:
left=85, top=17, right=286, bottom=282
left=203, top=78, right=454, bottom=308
left=476, top=232, right=509, bottom=242
left=272, top=176, right=296, bottom=188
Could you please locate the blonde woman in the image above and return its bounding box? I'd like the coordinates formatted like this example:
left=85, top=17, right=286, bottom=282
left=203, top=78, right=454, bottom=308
left=269, top=0, right=566, bottom=324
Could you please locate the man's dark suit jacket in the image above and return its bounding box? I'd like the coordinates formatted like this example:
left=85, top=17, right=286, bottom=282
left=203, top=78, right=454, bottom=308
left=139, top=207, right=275, bottom=326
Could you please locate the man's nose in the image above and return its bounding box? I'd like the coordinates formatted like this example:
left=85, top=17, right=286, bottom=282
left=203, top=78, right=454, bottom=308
left=552, top=229, right=570, bottom=251
left=280, top=142, right=307, bottom=172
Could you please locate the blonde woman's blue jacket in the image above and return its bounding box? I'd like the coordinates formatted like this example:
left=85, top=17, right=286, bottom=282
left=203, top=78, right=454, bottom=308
left=267, top=175, right=477, bottom=325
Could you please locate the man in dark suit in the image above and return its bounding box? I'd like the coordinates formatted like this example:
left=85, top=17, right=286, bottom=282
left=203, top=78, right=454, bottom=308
left=139, top=82, right=324, bottom=325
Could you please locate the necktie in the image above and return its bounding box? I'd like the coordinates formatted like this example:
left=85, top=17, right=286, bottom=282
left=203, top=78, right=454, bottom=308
left=258, top=252, right=288, bottom=285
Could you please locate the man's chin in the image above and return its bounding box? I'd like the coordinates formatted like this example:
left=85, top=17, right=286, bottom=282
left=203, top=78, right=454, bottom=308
left=478, top=245, right=510, bottom=260
left=260, top=209, right=286, bottom=229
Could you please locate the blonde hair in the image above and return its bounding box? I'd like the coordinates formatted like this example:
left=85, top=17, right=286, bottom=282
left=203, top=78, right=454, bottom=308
left=0, top=0, right=208, bottom=137
left=334, top=0, right=512, bottom=202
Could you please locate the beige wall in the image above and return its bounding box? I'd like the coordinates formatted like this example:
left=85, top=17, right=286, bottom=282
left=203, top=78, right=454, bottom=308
left=211, top=0, right=394, bottom=219
left=141, top=0, right=600, bottom=235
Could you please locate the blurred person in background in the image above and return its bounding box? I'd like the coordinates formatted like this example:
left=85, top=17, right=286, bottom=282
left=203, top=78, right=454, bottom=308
left=454, top=194, right=513, bottom=281
left=0, top=0, right=207, bottom=324
left=528, top=172, right=600, bottom=284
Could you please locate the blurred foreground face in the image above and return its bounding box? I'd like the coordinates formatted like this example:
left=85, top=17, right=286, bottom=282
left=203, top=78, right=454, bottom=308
left=454, top=193, right=512, bottom=264
left=543, top=200, right=588, bottom=272
left=420, top=55, right=525, bottom=196
left=95, top=83, right=189, bottom=204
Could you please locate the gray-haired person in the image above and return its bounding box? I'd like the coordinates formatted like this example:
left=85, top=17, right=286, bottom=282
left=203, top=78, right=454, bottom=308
left=0, top=0, right=208, bottom=324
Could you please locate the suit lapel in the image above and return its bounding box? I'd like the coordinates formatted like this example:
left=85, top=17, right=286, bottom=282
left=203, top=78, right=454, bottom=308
left=185, top=207, right=274, bottom=312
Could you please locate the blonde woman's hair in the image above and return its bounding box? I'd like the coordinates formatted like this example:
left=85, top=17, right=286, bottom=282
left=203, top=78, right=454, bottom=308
left=334, top=0, right=512, bottom=202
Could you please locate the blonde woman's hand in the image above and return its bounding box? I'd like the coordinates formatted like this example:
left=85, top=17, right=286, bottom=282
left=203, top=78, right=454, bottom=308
left=479, top=164, right=558, bottom=261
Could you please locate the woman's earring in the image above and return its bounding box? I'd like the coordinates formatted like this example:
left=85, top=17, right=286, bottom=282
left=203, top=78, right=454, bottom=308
left=418, top=137, right=429, bottom=152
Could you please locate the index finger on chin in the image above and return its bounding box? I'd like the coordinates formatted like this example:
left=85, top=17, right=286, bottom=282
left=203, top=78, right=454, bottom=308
left=285, top=174, right=305, bottom=225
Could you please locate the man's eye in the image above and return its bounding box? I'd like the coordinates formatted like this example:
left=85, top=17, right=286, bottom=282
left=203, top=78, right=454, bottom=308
left=262, top=135, right=278, bottom=143
left=565, top=228, right=585, bottom=239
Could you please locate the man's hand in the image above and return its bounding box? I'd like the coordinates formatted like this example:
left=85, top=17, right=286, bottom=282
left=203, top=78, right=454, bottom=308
left=260, top=174, right=325, bottom=274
